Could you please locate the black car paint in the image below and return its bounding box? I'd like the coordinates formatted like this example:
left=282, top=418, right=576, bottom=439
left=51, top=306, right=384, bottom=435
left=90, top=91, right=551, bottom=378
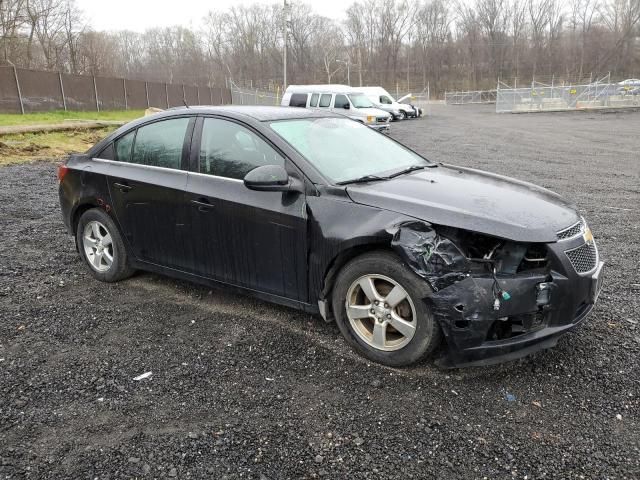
left=346, top=165, right=580, bottom=243
left=59, top=106, right=601, bottom=367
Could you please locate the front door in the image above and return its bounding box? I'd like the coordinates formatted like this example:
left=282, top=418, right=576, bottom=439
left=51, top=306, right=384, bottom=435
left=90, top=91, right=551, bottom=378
left=184, top=117, right=308, bottom=302
left=107, top=117, right=194, bottom=269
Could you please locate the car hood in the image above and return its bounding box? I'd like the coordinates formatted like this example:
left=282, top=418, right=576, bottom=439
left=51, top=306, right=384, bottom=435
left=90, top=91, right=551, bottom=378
left=356, top=107, right=390, bottom=117
left=345, top=165, right=580, bottom=242
left=395, top=103, right=413, bottom=111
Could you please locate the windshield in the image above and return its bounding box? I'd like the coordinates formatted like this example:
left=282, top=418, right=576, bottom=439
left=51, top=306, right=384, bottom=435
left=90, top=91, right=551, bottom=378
left=269, top=118, right=430, bottom=183
left=348, top=93, right=374, bottom=108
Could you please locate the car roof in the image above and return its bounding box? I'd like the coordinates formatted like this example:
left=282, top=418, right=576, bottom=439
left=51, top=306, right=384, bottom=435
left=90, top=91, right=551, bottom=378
left=285, top=84, right=353, bottom=94
left=158, top=105, right=341, bottom=122
left=87, top=105, right=344, bottom=157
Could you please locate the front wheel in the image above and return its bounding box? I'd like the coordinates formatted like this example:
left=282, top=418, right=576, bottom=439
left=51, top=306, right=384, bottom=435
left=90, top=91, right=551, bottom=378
left=397, top=110, right=406, bottom=120
left=332, top=251, right=442, bottom=366
left=76, top=208, right=134, bottom=282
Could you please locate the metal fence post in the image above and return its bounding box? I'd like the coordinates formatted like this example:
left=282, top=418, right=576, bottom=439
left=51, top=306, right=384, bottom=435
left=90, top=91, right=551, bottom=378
left=220, top=88, right=224, bottom=105
left=165, top=83, right=169, bottom=108
left=93, top=75, right=100, bottom=112
left=123, top=78, right=128, bottom=110
left=196, top=87, right=200, bottom=105
left=145, top=81, right=150, bottom=108
left=13, top=66, right=24, bottom=114
left=182, top=84, right=186, bottom=105
left=209, top=87, right=213, bottom=105
left=58, top=72, right=67, bottom=111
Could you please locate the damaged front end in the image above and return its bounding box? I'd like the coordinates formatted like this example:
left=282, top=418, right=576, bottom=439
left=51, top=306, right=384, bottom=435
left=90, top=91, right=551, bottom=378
left=389, top=221, right=601, bottom=367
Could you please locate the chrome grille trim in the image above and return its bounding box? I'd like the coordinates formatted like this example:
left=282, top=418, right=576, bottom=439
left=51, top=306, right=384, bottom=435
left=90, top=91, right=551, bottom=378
left=557, top=220, right=584, bottom=240
left=565, top=241, right=598, bottom=274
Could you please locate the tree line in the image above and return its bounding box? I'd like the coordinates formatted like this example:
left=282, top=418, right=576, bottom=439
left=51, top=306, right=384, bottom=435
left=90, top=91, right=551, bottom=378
left=1, top=0, right=639, bottom=95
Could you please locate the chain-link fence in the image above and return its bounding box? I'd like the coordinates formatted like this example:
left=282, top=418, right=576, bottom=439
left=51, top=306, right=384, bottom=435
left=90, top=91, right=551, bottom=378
left=496, top=74, right=640, bottom=113
left=230, top=81, right=281, bottom=106
left=444, top=90, right=497, bottom=105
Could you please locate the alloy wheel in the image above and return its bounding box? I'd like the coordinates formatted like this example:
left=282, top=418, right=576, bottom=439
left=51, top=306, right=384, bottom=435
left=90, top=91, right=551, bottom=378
left=82, top=220, right=114, bottom=272
left=345, top=274, right=417, bottom=351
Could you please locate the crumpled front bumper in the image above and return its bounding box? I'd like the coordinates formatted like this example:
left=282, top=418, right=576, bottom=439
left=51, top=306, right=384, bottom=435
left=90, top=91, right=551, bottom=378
left=424, top=238, right=604, bottom=368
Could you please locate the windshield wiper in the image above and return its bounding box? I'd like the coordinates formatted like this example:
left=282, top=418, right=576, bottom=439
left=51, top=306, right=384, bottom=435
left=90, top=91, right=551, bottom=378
left=387, top=165, right=430, bottom=178
left=337, top=174, right=390, bottom=185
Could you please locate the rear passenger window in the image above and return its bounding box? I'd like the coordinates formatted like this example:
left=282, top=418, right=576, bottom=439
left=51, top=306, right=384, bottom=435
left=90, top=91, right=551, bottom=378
left=319, top=94, right=332, bottom=107
left=130, top=118, right=190, bottom=169
left=334, top=94, right=349, bottom=108
left=309, top=93, right=319, bottom=107
left=115, top=131, right=135, bottom=162
left=289, top=93, right=308, bottom=107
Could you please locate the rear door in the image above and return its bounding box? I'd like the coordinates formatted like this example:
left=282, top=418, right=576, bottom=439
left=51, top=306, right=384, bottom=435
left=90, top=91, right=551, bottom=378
left=183, top=116, right=308, bottom=301
left=106, top=116, right=195, bottom=269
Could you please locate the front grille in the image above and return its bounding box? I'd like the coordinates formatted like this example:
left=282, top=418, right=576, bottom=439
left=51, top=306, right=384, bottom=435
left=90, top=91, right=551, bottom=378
left=376, top=117, right=388, bottom=123
left=565, top=242, right=597, bottom=273
left=557, top=220, right=584, bottom=240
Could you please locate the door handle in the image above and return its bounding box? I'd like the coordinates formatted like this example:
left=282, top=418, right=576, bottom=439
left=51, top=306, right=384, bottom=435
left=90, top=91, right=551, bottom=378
left=113, top=182, right=133, bottom=193
left=191, top=199, right=214, bottom=212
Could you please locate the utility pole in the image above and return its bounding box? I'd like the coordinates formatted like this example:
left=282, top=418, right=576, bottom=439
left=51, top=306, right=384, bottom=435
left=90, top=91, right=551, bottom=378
left=283, top=0, right=290, bottom=90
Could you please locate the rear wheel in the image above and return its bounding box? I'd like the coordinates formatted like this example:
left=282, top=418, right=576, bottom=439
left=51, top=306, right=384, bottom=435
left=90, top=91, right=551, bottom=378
left=332, top=251, right=441, bottom=366
left=76, top=208, right=134, bottom=282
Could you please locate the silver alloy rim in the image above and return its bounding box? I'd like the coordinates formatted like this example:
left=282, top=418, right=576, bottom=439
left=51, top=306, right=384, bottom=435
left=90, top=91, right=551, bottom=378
left=398, top=111, right=405, bottom=120
left=82, top=220, right=114, bottom=273
left=345, top=274, right=417, bottom=351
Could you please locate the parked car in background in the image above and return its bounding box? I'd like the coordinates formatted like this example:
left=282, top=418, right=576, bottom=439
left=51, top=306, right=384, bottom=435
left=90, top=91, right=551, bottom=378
left=358, top=86, right=422, bottom=120
left=58, top=106, right=604, bottom=368
left=617, top=78, right=640, bottom=87
left=617, top=79, right=640, bottom=95
left=281, top=84, right=391, bottom=132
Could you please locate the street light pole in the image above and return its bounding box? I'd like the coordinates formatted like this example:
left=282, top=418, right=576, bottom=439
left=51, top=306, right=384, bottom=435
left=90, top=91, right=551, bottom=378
left=283, top=0, right=289, bottom=90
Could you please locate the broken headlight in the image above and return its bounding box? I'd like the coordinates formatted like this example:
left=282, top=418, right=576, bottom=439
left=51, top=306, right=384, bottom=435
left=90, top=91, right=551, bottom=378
left=390, top=222, right=550, bottom=292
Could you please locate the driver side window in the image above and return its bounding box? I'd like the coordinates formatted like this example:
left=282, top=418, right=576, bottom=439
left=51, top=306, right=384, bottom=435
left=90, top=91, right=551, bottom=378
left=199, top=118, right=284, bottom=180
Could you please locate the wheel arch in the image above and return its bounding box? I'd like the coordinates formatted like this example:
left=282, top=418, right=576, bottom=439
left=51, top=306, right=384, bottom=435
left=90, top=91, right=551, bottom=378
left=71, top=201, right=100, bottom=238
left=318, top=241, right=394, bottom=321
left=71, top=200, right=123, bottom=252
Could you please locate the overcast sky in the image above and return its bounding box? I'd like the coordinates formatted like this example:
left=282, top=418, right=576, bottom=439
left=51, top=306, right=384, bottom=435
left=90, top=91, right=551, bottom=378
left=77, top=0, right=351, bottom=32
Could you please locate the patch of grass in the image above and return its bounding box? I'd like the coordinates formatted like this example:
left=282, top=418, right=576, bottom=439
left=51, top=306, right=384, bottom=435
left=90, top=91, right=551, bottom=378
left=0, top=127, right=116, bottom=165
left=0, top=109, right=145, bottom=127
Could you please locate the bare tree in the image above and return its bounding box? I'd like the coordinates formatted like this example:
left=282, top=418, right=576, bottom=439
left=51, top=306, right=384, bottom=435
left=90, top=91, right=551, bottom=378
left=1, top=0, right=639, bottom=97
left=0, top=0, right=25, bottom=63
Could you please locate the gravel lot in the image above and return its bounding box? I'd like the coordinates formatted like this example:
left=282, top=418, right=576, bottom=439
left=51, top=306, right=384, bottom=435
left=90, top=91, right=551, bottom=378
left=1, top=105, right=638, bottom=479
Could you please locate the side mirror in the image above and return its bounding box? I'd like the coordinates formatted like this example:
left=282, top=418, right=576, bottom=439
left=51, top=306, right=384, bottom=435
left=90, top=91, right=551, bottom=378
left=343, top=103, right=350, bottom=109
left=244, top=164, right=295, bottom=192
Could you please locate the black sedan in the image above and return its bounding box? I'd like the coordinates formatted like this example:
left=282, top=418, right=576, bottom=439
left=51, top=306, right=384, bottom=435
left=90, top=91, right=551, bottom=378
left=58, top=106, right=604, bottom=367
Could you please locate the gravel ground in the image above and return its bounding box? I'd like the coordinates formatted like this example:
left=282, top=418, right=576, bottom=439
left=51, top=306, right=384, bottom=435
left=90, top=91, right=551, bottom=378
left=1, top=104, right=638, bottom=479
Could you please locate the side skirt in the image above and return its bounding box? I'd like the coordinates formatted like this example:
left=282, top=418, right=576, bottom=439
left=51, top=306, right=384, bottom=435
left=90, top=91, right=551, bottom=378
left=130, top=259, right=319, bottom=315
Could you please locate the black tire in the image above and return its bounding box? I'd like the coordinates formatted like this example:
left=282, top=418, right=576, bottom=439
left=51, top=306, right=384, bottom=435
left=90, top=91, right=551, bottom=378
left=397, top=110, right=406, bottom=120
left=332, top=251, right=442, bottom=367
left=76, top=208, right=134, bottom=283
